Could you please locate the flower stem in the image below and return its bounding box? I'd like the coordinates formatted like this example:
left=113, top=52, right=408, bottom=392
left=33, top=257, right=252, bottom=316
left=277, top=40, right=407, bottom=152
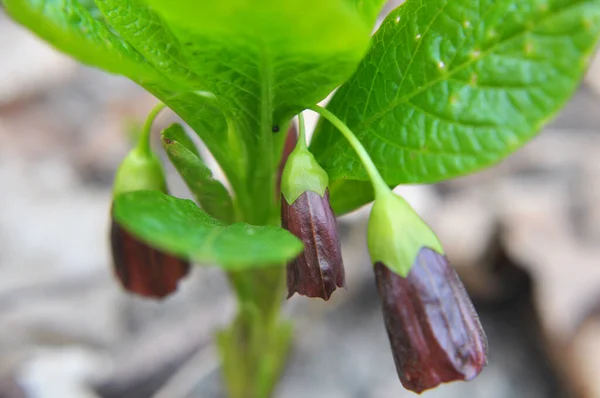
left=136, top=102, right=167, bottom=156
left=307, top=105, right=391, bottom=199
left=297, top=112, right=307, bottom=148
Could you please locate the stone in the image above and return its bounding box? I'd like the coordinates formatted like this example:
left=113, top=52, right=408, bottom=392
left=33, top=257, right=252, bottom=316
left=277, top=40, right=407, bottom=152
left=16, top=347, right=107, bottom=398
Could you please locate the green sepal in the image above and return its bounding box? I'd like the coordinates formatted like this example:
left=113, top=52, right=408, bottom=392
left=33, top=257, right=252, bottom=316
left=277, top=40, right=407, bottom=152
left=112, top=148, right=167, bottom=196
left=367, top=192, right=443, bottom=277
left=280, top=144, right=329, bottom=205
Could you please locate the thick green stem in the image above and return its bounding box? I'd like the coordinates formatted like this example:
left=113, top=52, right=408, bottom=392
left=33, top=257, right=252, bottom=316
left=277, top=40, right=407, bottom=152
left=218, top=114, right=290, bottom=397
left=219, top=268, right=291, bottom=398
left=218, top=106, right=386, bottom=397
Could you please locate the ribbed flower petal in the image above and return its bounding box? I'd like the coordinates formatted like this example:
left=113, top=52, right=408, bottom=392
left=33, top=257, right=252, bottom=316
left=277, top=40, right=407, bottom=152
left=374, top=247, right=487, bottom=393
left=110, top=217, right=190, bottom=299
left=282, top=190, right=345, bottom=300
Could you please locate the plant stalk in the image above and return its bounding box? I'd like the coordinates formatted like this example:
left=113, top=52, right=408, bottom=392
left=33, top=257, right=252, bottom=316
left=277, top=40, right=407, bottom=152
left=218, top=119, right=291, bottom=398
left=137, top=102, right=167, bottom=156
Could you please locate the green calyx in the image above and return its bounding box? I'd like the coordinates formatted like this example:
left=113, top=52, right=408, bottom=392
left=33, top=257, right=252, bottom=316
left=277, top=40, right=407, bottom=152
left=281, top=145, right=329, bottom=205
left=280, top=114, right=329, bottom=205
left=113, top=102, right=168, bottom=197
left=367, top=191, right=444, bottom=277
left=113, top=148, right=167, bottom=197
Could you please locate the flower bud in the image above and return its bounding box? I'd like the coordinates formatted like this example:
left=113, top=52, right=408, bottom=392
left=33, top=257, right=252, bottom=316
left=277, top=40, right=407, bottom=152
left=280, top=128, right=344, bottom=301
left=111, top=148, right=190, bottom=298
left=281, top=189, right=344, bottom=300
left=374, top=249, right=487, bottom=393
left=368, top=193, right=487, bottom=392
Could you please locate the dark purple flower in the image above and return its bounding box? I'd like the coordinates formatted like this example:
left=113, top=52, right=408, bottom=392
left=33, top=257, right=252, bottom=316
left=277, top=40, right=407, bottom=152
left=282, top=189, right=345, bottom=300
left=374, top=247, right=487, bottom=393
left=110, top=217, right=190, bottom=299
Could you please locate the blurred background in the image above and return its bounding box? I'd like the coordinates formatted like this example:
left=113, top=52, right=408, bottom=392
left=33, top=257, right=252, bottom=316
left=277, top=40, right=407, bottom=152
left=2, top=2, right=600, bottom=398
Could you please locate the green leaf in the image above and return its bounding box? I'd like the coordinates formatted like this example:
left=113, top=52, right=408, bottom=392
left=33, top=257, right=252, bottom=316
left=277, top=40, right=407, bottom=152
left=112, top=191, right=303, bottom=269
left=140, top=0, right=375, bottom=121
left=150, top=90, right=245, bottom=195
left=94, top=0, right=203, bottom=87
left=161, top=124, right=235, bottom=223
left=132, top=0, right=382, bottom=223
left=329, top=179, right=375, bottom=216
left=352, top=0, right=389, bottom=25
left=78, top=0, right=104, bottom=20
left=161, top=121, right=200, bottom=157
left=3, top=0, right=160, bottom=81
left=311, top=0, right=600, bottom=187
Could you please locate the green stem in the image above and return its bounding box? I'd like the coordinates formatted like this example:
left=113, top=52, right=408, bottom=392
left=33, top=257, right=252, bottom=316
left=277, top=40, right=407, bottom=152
left=220, top=267, right=290, bottom=398
left=297, top=112, right=307, bottom=148
left=136, top=102, right=167, bottom=156
left=307, top=105, right=391, bottom=199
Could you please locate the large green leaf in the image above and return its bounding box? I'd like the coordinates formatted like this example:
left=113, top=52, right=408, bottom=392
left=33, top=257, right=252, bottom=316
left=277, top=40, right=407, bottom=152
left=3, top=0, right=160, bottom=81
left=113, top=191, right=303, bottom=269
left=94, top=0, right=203, bottom=87
left=141, top=0, right=375, bottom=122
left=161, top=124, right=235, bottom=224
left=311, top=0, right=600, bottom=187
left=131, top=0, right=383, bottom=223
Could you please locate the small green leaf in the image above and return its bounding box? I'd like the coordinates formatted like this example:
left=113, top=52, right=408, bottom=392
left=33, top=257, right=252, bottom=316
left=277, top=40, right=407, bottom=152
left=329, top=179, right=375, bottom=216
left=4, top=0, right=160, bottom=81
left=113, top=191, right=303, bottom=269
left=161, top=124, right=235, bottom=223
left=161, top=122, right=200, bottom=157
left=312, top=0, right=600, bottom=186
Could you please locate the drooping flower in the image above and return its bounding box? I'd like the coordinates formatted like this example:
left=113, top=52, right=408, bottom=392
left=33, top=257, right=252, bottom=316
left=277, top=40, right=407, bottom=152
left=110, top=219, right=190, bottom=298
left=282, top=189, right=344, bottom=300
left=110, top=145, right=190, bottom=299
left=368, top=193, right=487, bottom=393
left=280, top=117, right=344, bottom=300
